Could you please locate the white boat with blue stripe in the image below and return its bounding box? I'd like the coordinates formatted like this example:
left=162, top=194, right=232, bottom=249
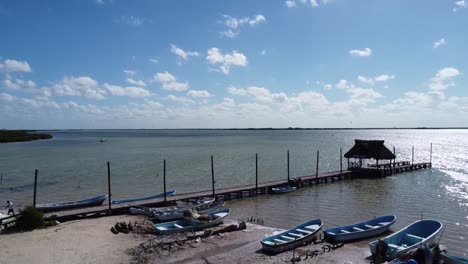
left=324, top=215, right=396, bottom=242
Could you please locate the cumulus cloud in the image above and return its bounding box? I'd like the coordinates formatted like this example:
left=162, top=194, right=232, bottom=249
left=429, top=67, right=460, bottom=91
left=0, top=92, right=16, bottom=102
left=126, top=78, right=146, bottom=87
left=149, top=58, right=159, bottom=64
left=285, top=0, right=328, bottom=8
left=433, top=38, right=446, bottom=48
left=187, top=90, right=212, bottom=98
left=51, top=76, right=106, bottom=100
left=357, top=76, right=374, bottom=85
left=170, top=44, right=200, bottom=62
left=357, top=74, right=395, bottom=85
left=336, top=80, right=350, bottom=89
left=453, top=0, right=467, bottom=11
left=349, top=48, right=372, bottom=57
left=153, top=71, right=188, bottom=91
left=167, top=94, right=195, bottom=104
left=206, top=48, right=248, bottom=74
left=346, top=87, right=383, bottom=105
left=220, top=14, right=266, bottom=38
left=103, top=84, right=151, bottom=98
left=2, top=79, right=37, bottom=92
left=0, top=59, right=32, bottom=73
left=119, top=15, right=145, bottom=26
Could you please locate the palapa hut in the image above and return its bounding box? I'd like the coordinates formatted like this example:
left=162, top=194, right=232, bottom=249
left=344, top=139, right=396, bottom=169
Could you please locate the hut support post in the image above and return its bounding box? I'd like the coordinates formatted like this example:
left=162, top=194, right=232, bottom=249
left=211, top=155, right=215, bottom=197
left=163, top=160, right=167, bottom=203
left=287, top=150, right=290, bottom=181
left=33, top=169, right=38, bottom=208
left=107, top=161, right=112, bottom=214
left=340, top=148, right=342, bottom=175
left=255, top=153, right=258, bottom=194
left=315, top=150, right=319, bottom=178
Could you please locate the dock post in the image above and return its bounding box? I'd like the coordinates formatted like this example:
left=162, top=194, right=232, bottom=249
left=211, top=155, right=215, bottom=197
left=315, top=150, right=319, bottom=178
left=107, top=161, right=112, bottom=214
left=163, top=160, right=167, bottom=203
left=255, top=153, right=258, bottom=195
left=430, top=143, right=432, bottom=165
left=412, top=145, right=414, bottom=165
left=393, top=146, right=396, bottom=169
left=287, top=150, right=290, bottom=181
left=340, top=148, right=343, bottom=176
left=0, top=172, right=2, bottom=184
left=33, top=169, right=38, bottom=208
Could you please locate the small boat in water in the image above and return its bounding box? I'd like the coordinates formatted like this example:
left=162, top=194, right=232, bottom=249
left=154, top=208, right=230, bottom=235
left=369, top=219, right=443, bottom=261
left=260, top=219, right=323, bottom=253
left=440, top=252, right=468, bottom=264
left=324, top=215, right=396, bottom=242
left=152, top=200, right=225, bottom=222
left=36, top=194, right=108, bottom=212
left=111, top=190, right=176, bottom=205
left=129, top=197, right=216, bottom=217
left=271, top=186, right=296, bottom=194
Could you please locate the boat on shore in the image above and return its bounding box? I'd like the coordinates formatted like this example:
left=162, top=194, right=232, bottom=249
left=369, top=219, right=443, bottom=261
left=271, top=186, right=296, bottom=194
left=111, top=190, right=176, bottom=204
left=128, top=197, right=216, bottom=217
left=260, top=219, right=323, bottom=253
left=152, top=200, right=225, bottom=222
left=440, top=251, right=468, bottom=264
left=324, top=215, right=396, bottom=242
left=36, top=194, right=108, bottom=212
left=154, top=207, right=230, bottom=235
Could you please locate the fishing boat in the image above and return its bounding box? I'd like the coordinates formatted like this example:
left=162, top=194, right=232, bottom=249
left=152, top=200, right=225, bottom=222
left=260, top=219, right=323, bottom=253
left=111, top=190, right=176, bottom=204
left=154, top=208, right=230, bottom=235
left=440, top=252, right=468, bottom=264
left=128, top=197, right=216, bottom=217
left=36, top=194, right=108, bottom=212
left=271, top=185, right=296, bottom=194
left=324, top=215, right=396, bottom=242
left=369, top=219, right=443, bottom=261
left=0, top=213, right=16, bottom=226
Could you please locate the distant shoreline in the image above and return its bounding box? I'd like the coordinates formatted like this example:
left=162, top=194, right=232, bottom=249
left=0, top=130, right=53, bottom=143
left=28, top=127, right=468, bottom=131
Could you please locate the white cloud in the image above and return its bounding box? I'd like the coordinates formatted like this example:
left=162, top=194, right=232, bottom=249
left=433, top=38, right=446, bottom=48
left=52, top=76, right=106, bottom=100
left=284, top=0, right=328, bottom=8
left=349, top=48, right=372, bottom=57
left=170, top=44, right=200, bottom=61
left=104, top=84, right=151, bottom=98
left=453, top=0, right=467, bottom=11
left=149, top=58, right=159, bottom=64
left=0, top=59, right=32, bottom=73
left=0, top=92, right=16, bottom=102
left=123, top=70, right=136, bottom=77
left=337, top=79, right=350, bottom=89
left=167, top=94, right=195, bottom=104
left=357, top=74, right=395, bottom=85
left=429, top=67, right=460, bottom=91
left=63, top=101, right=102, bottom=114
left=285, top=0, right=296, bottom=7
left=153, top=71, right=188, bottom=91
left=126, top=78, right=146, bottom=87
left=119, top=15, right=145, bottom=26
left=357, top=75, right=374, bottom=85
left=346, top=87, right=383, bottom=105
left=187, top=90, right=212, bottom=98
left=206, top=48, right=248, bottom=74
left=2, top=79, right=37, bottom=92
left=220, top=14, right=266, bottom=38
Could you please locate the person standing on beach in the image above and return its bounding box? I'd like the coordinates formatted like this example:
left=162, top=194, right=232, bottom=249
left=5, top=200, right=15, bottom=215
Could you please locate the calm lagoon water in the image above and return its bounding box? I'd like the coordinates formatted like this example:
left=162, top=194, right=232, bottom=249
left=0, top=129, right=467, bottom=255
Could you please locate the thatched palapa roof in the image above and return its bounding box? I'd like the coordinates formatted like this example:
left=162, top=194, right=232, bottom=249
left=344, top=139, right=396, bottom=160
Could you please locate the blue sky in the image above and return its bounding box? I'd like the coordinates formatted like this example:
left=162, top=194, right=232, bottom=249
left=1, top=0, right=467, bottom=128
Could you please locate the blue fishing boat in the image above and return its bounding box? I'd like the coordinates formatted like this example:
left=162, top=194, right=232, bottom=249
left=154, top=208, right=230, bottom=235
left=369, top=219, right=443, bottom=261
left=271, top=186, right=296, bottom=194
left=324, top=215, right=396, bottom=242
left=36, top=194, right=108, bottom=212
left=111, top=190, right=176, bottom=204
left=440, top=252, right=468, bottom=264
left=260, top=219, right=323, bottom=253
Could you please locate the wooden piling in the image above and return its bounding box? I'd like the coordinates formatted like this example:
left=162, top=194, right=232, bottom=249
left=316, top=150, right=319, bottom=178
left=393, top=146, right=396, bottom=169
left=0, top=172, right=2, bottom=184
left=340, top=148, right=343, bottom=175
left=412, top=145, right=414, bottom=165
left=211, top=155, right=215, bottom=197
left=430, top=143, right=432, bottom=164
left=107, top=161, right=112, bottom=214
left=255, top=153, right=258, bottom=194
left=287, top=150, right=290, bottom=181
left=33, top=169, right=38, bottom=208
left=163, top=160, right=167, bottom=203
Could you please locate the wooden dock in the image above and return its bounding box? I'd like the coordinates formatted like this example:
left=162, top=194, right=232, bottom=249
left=40, top=161, right=432, bottom=222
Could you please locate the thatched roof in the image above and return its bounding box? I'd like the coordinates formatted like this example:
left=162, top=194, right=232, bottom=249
left=344, top=139, right=396, bottom=160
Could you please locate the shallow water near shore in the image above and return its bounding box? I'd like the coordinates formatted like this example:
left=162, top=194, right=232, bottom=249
left=0, top=129, right=467, bottom=255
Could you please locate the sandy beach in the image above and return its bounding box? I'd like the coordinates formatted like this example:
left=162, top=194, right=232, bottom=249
left=0, top=214, right=375, bottom=264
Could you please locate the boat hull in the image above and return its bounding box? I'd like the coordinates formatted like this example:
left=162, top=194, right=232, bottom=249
left=36, top=194, right=108, bottom=212
left=369, top=219, right=443, bottom=261
left=111, top=190, right=176, bottom=205
left=260, top=219, right=323, bottom=254
left=441, top=253, right=468, bottom=264
left=271, top=186, right=296, bottom=194
left=153, top=200, right=225, bottom=222
left=324, top=215, right=396, bottom=242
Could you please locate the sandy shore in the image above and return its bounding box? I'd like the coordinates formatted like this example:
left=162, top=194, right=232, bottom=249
left=0, top=215, right=375, bottom=264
